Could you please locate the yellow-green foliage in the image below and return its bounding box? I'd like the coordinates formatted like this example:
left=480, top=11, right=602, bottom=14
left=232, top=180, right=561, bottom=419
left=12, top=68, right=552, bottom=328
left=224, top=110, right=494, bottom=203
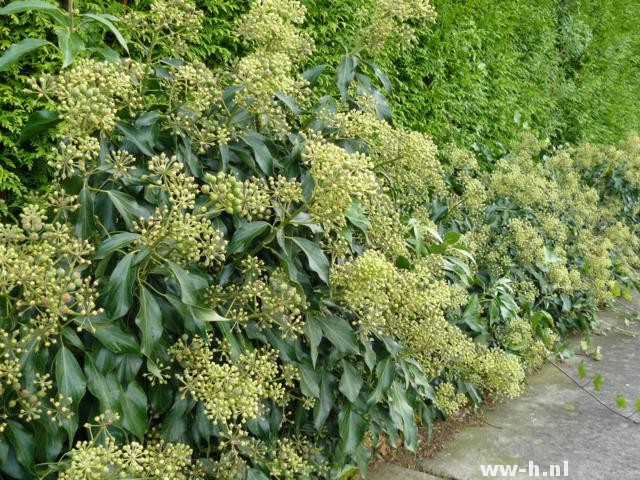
left=303, top=0, right=640, bottom=146
left=331, top=250, right=526, bottom=399
left=1, top=0, right=640, bottom=477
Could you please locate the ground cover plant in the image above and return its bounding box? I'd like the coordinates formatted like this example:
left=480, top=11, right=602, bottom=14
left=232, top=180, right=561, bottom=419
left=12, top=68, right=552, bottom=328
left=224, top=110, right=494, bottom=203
left=0, top=0, right=639, bottom=479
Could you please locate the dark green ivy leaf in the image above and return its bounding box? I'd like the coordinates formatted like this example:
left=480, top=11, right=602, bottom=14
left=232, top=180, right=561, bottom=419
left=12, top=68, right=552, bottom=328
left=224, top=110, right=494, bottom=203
left=241, top=132, right=273, bottom=174
left=94, top=232, right=141, bottom=260
left=338, top=406, right=367, bottom=455
left=298, top=361, right=320, bottom=398
left=116, top=121, right=155, bottom=156
left=18, top=110, right=60, bottom=143
left=105, top=252, right=136, bottom=319
left=0, top=37, right=50, bottom=72
left=313, top=371, right=336, bottom=430
left=92, top=322, right=140, bottom=353
left=6, top=421, right=35, bottom=475
left=55, top=28, right=84, bottom=68
left=316, top=315, right=359, bottom=354
left=339, top=360, right=364, bottom=402
left=337, top=55, right=358, bottom=99
left=120, top=382, right=148, bottom=440
left=166, top=261, right=208, bottom=306
left=55, top=345, right=86, bottom=405
left=292, top=237, right=330, bottom=283
left=135, top=286, right=163, bottom=357
left=106, top=190, right=149, bottom=230
left=84, top=356, right=120, bottom=411
left=387, top=381, right=418, bottom=452
left=304, top=314, right=323, bottom=368
left=75, top=187, right=96, bottom=240
left=228, top=221, right=270, bottom=254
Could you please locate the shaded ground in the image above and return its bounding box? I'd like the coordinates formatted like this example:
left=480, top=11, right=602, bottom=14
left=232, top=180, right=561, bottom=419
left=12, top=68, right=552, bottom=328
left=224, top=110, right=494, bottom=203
left=372, top=299, right=640, bottom=479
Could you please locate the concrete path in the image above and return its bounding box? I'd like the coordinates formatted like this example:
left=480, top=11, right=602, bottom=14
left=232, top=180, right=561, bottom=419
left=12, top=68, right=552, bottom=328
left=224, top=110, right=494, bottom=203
left=372, top=299, right=640, bottom=480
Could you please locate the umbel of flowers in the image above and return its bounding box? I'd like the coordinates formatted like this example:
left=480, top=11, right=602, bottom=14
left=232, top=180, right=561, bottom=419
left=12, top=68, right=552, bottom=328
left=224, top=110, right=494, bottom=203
left=1, top=0, right=639, bottom=478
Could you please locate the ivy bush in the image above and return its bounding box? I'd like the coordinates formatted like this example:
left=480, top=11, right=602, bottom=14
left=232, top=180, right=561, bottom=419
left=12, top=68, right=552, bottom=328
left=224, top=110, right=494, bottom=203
left=0, top=0, right=639, bottom=479
left=3, top=0, right=640, bottom=214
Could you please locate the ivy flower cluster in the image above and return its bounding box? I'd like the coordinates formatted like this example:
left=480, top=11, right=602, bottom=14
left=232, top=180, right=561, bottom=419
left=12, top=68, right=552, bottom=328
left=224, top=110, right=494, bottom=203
left=0, top=207, right=98, bottom=433
left=31, top=59, right=141, bottom=137
left=124, top=0, right=204, bottom=60
left=332, top=249, right=527, bottom=397
left=433, top=382, right=468, bottom=417
left=332, top=108, right=445, bottom=210
left=1, top=206, right=98, bottom=338
left=304, top=136, right=378, bottom=235
left=236, top=0, right=314, bottom=63
left=210, top=435, right=323, bottom=480
left=357, top=0, right=438, bottom=53
left=499, top=319, right=549, bottom=371
left=203, top=172, right=271, bottom=220
left=234, top=0, right=314, bottom=131
left=268, top=437, right=320, bottom=479
left=58, top=438, right=204, bottom=480
left=134, top=154, right=227, bottom=268
left=169, top=337, right=287, bottom=430
left=163, top=62, right=220, bottom=115
left=135, top=206, right=226, bottom=268
left=207, top=266, right=307, bottom=338
left=365, top=195, right=410, bottom=259
left=506, top=218, right=546, bottom=267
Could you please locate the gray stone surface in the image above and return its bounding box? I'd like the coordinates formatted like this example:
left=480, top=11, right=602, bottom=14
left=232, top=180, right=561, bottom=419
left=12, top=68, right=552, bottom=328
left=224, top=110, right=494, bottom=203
left=419, top=299, right=640, bottom=480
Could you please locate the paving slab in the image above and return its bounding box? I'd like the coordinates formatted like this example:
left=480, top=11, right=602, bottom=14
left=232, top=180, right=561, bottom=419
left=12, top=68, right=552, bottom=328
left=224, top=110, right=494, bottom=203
left=419, top=299, right=640, bottom=480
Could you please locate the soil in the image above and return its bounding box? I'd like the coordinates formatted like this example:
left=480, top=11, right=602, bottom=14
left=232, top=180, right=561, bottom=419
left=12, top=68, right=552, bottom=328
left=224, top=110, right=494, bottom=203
left=368, top=398, right=499, bottom=475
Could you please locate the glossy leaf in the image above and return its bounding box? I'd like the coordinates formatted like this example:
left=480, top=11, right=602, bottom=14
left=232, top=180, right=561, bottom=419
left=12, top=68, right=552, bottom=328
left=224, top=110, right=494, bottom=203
left=82, top=13, right=128, bottom=53
left=6, top=421, right=35, bottom=475
left=0, top=0, right=59, bottom=15
left=388, top=382, right=418, bottom=452
left=116, top=121, right=156, bottom=156
left=316, top=315, right=359, bottom=354
left=302, top=64, right=326, bottom=86
left=0, top=38, right=49, bottom=72
left=338, top=406, right=367, bottom=455
left=94, top=232, right=140, bottom=259
left=92, top=322, right=140, bottom=353
left=120, top=382, right=148, bottom=440
left=135, top=287, right=163, bottom=356
left=313, top=372, right=336, bottom=430
left=105, top=252, right=136, bottom=319
left=337, top=55, right=357, bottom=99
left=84, top=356, right=120, bottom=411
left=241, top=132, right=273, bottom=174
left=55, top=28, right=84, bottom=68
left=299, top=361, right=320, bottom=398
left=75, top=187, right=96, bottom=240
left=55, top=345, right=86, bottom=405
left=18, top=110, right=60, bottom=143
left=106, top=190, right=149, bottom=229
left=228, top=221, right=270, bottom=254
left=167, top=261, right=208, bottom=306
left=292, top=236, right=330, bottom=283
left=304, top=314, right=323, bottom=368
left=339, top=360, right=364, bottom=402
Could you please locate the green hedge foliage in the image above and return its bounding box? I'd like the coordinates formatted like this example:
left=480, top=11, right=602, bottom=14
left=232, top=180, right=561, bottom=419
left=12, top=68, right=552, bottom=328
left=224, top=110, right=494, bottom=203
left=2, top=0, right=640, bottom=212
left=0, top=0, right=639, bottom=479
left=303, top=0, right=640, bottom=146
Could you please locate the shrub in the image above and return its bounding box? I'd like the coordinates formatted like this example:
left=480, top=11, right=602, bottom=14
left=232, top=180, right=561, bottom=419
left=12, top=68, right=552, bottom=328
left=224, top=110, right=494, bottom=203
left=0, top=0, right=639, bottom=479
left=1, top=1, right=490, bottom=477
